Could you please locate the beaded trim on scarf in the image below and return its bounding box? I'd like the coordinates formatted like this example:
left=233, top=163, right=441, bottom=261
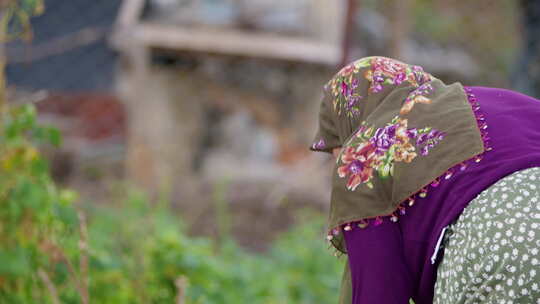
left=325, top=87, right=492, bottom=257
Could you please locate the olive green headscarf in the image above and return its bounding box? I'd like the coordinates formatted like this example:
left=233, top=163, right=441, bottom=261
left=310, top=57, right=484, bottom=253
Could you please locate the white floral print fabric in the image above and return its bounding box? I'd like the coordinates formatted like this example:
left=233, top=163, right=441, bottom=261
left=434, top=167, right=540, bottom=304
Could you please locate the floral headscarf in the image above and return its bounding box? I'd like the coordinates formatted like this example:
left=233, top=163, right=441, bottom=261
left=310, top=57, right=484, bottom=253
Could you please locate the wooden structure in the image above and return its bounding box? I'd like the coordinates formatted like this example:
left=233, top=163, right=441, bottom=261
left=112, top=0, right=345, bottom=65
left=110, top=0, right=348, bottom=201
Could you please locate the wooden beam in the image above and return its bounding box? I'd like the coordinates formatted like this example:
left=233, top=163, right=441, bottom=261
left=116, top=0, right=145, bottom=28
left=110, top=0, right=146, bottom=50
left=390, top=0, right=410, bottom=60
left=130, top=22, right=341, bottom=65
left=340, top=0, right=357, bottom=68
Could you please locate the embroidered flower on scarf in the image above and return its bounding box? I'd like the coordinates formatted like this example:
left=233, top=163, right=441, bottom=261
left=326, top=57, right=434, bottom=117
left=311, top=138, right=326, bottom=150
left=400, top=83, right=435, bottom=115
left=337, top=116, right=446, bottom=191
left=326, top=58, right=371, bottom=116
left=337, top=143, right=377, bottom=191
left=364, top=57, right=434, bottom=94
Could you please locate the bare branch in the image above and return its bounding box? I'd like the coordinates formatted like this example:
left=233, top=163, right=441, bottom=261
left=78, top=211, right=90, bottom=304
left=6, top=26, right=108, bottom=64
left=39, top=240, right=88, bottom=304
left=37, top=268, right=61, bottom=304
left=175, top=276, right=188, bottom=304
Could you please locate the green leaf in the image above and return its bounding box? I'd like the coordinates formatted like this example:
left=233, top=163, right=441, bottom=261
left=32, top=125, right=62, bottom=146
left=21, top=0, right=44, bottom=16
left=15, top=178, right=46, bottom=210
left=0, top=247, right=32, bottom=276
left=355, top=58, right=371, bottom=68
left=30, top=157, right=48, bottom=176
left=59, top=189, right=78, bottom=206
left=7, top=104, right=37, bottom=135
left=46, top=127, right=61, bottom=146
left=53, top=203, right=79, bottom=227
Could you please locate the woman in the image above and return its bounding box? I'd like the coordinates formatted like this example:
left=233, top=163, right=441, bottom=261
left=309, top=56, right=540, bottom=303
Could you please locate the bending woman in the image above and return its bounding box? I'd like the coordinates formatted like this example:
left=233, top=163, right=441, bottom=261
left=309, top=56, right=540, bottom=303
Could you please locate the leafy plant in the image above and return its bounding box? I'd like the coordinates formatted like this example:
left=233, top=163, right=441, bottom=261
left=0, top=103, right=85, bottom=303
left=0, top=0, right=43, bottom=42
left=0, top=118, right=344, bottom=303
left=80, top=192, right=344, bottom=304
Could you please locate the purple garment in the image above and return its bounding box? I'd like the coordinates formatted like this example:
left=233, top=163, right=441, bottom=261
left=343, top=87, right=540, bottom=304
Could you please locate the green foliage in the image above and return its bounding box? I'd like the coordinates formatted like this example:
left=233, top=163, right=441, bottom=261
left=1, top=0, right=44, bottom=42
left=0, top=103, right=79, bottom=303
left=83, top=192, right=344, bottom=304
left=0, top=104, right=344, bottom=303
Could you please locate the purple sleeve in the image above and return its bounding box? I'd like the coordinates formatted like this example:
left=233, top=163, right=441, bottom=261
left=343, top=221, right=413, bottom=304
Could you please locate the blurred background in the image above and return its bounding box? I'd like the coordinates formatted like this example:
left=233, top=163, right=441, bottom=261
left=1, top=0, right=539, bottom=303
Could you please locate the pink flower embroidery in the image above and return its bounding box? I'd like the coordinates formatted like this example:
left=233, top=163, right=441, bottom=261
left=337, top=116, right=446, bottom=191
left=337, top=144, right=377, bottom=191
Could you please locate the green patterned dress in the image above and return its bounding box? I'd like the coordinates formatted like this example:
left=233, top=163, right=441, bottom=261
left=434, top=167, right=540, bottom=303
